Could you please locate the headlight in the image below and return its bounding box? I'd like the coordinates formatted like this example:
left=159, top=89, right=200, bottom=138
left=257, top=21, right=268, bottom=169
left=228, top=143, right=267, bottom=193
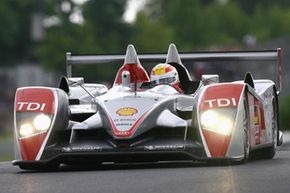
left=200, top=110, right=218, bottom=128
left=18, top=113, right=52, bottom=138
left=33, top=114, right=51, bottom=131
left=215, top=117, right=232, bottom=135
left=200, top=110, right=233, bottom=135
left=19, top=123, right=34, bottom=137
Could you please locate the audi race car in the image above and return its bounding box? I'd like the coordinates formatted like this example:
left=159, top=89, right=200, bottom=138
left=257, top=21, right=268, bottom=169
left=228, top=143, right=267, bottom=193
left=13, top=44, right=283, bottom=170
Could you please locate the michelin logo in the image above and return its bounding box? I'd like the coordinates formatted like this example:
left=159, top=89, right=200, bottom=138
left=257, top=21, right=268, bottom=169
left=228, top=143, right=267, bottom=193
left=62, top=146, right=102, bottom=152
left=144, top=145, right=184, bottom=151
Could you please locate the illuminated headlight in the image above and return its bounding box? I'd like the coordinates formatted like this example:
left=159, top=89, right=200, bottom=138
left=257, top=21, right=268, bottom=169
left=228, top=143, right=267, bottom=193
left=19, top=123, right=34, bottom=137
left=18, top=113, right=52, bottom=138
left=33, top=114, right=51, bottom=131
left=200, top=110, right=233, bottom=135
left=200, top=110, right=219, bottom=128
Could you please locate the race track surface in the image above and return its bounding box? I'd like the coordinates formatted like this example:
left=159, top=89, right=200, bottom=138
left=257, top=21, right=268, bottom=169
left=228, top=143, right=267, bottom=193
left=1, top=140, right=290, bottom=193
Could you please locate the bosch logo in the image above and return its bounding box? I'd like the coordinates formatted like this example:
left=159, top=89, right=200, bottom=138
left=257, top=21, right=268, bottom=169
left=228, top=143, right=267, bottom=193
left=204, top=98, right=237, bottom=108
left=17, top=102, right=46, bottom=111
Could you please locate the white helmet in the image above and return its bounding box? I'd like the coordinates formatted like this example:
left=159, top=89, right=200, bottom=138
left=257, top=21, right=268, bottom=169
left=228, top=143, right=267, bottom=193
left=150, top=63, right=181, bottom=91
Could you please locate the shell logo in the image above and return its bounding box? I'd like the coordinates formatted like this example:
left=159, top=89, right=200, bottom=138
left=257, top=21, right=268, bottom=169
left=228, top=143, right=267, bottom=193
left=116, top=107, right=138, bottom=116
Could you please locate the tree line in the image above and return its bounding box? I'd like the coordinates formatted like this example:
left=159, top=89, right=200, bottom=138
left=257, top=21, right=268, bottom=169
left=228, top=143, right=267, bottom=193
left=1, top=0, right=290, bottom=77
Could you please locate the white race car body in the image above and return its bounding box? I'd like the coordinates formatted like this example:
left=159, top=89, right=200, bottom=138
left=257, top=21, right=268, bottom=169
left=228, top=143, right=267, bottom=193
left=13, top=44, right=283, bottom=170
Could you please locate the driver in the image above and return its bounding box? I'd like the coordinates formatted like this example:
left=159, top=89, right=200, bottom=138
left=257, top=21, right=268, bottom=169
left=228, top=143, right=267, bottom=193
left=150, top=63, right=183, bottom=93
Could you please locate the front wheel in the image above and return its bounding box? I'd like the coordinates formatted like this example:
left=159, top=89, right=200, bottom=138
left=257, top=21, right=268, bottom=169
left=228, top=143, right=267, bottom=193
left=260, top=97, right=278, bottom=159
left=240, top=98, right=250, bottom=163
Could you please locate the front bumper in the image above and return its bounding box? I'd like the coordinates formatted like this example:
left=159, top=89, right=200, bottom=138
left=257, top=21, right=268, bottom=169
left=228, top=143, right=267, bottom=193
left=13, top=140, right=208, bottom=170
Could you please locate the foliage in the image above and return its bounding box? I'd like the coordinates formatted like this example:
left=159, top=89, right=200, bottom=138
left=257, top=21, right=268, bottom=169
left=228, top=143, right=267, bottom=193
left=0, top=0, right=35, bottom=65
left=129, top=12, right=173, bottom=52
left=144, top=0, right=290, bottom=50
left=2, top=0, right=290, bottom=81
left=36, top=0, right=131, bottom=81
left=279, top=96, right=290, bottom=130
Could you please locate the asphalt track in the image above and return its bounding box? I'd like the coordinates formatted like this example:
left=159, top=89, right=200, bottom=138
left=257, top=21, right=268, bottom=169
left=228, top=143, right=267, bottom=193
left=1, top=140, right=290, bottom=193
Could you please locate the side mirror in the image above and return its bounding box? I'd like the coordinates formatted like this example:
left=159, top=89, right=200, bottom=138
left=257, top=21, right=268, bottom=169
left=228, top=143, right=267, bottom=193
left=201, top=74, right=219, bottom=85
left=278, top=130, right=283, bottom=146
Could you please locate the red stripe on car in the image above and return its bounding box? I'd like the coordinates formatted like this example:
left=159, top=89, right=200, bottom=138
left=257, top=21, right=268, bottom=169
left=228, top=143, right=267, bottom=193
left=108, top=110, right=150, bottom=138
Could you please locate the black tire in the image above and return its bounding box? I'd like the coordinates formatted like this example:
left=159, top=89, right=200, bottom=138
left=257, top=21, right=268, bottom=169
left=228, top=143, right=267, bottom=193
left=260, top=97, right=278, bottom=159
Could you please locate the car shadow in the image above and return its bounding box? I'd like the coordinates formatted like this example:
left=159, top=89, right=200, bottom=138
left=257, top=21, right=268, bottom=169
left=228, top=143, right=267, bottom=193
left=18, top=159, right=250, bottom=174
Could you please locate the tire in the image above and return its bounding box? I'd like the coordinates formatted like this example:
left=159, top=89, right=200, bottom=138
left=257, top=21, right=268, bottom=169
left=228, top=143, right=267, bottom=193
left=240, top=98, right=250, bottom=163
left=261, top=97, right=278, bottom=159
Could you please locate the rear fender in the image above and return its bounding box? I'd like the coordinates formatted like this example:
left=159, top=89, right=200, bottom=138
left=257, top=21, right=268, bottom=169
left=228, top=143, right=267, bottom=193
left=198, top=83, right=246, bottom=158
left=14, top=87, right=69, bottom=161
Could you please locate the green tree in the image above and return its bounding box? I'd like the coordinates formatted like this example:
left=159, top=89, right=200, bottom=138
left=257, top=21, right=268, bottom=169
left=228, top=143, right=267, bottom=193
left=36, top=0, right=131, bottom=81
left=82, top=0, right=131, bottom=52
left=143, top=0, right=290, bottom=49
left=144, top=0, right=249, bottom=49
left=279, top=96, right=290, bottom=130
left=0, top=0, right=35, bottom=65
left=231, top=0, right=290, bottom=14
left=130, top=12, right=173, bottom=52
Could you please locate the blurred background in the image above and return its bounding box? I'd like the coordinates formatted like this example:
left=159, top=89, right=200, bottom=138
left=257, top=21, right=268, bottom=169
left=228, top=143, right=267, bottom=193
left=1, top=0, right=290, bottom=161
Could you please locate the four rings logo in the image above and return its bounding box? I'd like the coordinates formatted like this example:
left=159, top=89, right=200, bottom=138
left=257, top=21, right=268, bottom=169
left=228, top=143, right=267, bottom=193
left=116, top=107, right=138, bottom=116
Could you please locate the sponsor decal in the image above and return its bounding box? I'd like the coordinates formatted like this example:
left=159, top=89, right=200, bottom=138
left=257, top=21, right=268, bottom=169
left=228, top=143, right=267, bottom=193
left=17, top=102, right=46, bottom=111
left=114, top=131, right=130, bottom=136
left=144, top=145, right=184, bottom=151
left=203, top=98, right=237, bottom=108
left=15, top=88, right=55, bottom=113
left=116, top=123, right=133, bottom=126
left=200, top=83, right=244, bottom=111
left=116, top=107, right=138, bottom=116
left=62, top=146, right=102, bottom=152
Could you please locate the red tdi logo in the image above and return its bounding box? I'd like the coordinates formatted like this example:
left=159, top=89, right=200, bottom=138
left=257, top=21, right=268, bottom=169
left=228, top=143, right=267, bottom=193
left=204, top=98, right=237, bottom=108
left=17, top=102, right=46, bottom=111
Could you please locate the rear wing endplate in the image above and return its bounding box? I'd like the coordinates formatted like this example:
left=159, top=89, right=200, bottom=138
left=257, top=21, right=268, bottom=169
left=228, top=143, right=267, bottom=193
left=66, top=48, right=282, bottom=94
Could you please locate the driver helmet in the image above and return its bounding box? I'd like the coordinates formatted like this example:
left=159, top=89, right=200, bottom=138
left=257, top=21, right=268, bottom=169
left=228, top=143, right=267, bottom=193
left=150, top=63, right=182, bottom=92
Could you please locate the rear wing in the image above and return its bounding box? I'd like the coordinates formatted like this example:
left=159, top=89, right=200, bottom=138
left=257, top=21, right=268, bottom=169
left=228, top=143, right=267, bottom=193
left=66, top=48, right=282, bottom=93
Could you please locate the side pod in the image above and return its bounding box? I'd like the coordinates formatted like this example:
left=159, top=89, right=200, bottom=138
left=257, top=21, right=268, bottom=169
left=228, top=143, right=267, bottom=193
left=198, top=83, right=245, bottom=158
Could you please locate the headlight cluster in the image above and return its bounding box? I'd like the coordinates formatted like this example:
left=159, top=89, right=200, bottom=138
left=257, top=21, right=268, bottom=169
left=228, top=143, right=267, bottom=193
left=200, top=110, right=233, bottom=135
left=19, top=114, right=51, bottom=138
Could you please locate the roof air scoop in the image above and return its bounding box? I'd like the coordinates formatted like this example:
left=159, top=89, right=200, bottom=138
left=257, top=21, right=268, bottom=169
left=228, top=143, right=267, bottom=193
left=113, top=44, right=150, bottom=86
left=166, top=43, right=182, bottom=64
left=166, top=43, right=192, bottom=83
left=121, top=70, right=131, bottom=87
left=124, top=44, right=140, bottom=65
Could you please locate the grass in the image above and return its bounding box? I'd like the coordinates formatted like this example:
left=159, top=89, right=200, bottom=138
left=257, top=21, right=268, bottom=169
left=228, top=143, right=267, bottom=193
left=0, top=155, right=13, bottom=162
left=0, top=132, right=13, bottom=140
left=0, top=132, right=14, bottom=161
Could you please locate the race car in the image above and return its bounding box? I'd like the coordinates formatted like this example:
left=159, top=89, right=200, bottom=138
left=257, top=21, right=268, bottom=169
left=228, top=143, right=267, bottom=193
left=13, top=44, right=283, bottom=170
